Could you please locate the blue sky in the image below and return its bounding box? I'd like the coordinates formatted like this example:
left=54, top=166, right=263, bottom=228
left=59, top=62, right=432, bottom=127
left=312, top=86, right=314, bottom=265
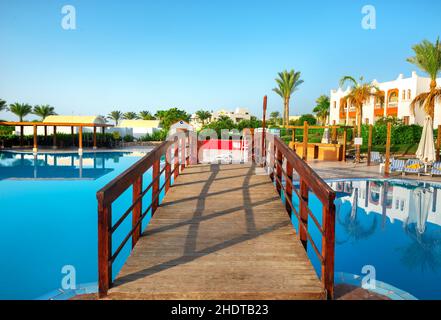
left=1, top=0, right=440, bottom=121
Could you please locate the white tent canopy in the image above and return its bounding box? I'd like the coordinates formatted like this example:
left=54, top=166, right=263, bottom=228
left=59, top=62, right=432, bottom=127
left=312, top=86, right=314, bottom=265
left=416, top=116, right=436, bottom=163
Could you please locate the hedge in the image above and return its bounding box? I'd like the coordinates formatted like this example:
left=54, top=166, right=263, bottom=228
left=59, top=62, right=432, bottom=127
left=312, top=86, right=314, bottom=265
left=360, top=124, right=423, bottom=146
left=0, top=133, right=118, bottom=148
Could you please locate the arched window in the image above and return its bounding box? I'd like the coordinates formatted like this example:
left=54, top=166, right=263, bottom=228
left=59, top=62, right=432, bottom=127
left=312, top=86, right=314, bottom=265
left=408, top=89, right=411, bottom=100
left=402, top=90, right=406, bottom=100
left=388, top=90, right=399, bottom=106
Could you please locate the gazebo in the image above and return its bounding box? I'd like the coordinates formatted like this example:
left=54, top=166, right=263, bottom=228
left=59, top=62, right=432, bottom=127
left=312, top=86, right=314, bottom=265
left=0, top=116, right=113, bottom=154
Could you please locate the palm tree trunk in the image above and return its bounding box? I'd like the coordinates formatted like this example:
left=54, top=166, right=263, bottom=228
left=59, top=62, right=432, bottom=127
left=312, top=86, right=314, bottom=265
left=285, top=97, right=290, bottom=126
left=356, top=105, right=362, bottom=163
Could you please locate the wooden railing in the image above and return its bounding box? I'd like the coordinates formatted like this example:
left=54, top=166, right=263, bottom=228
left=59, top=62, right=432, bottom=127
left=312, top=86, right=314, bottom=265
left=266, top=134, right=336, bottom=299
left=97, top=132, right=191, bottom=297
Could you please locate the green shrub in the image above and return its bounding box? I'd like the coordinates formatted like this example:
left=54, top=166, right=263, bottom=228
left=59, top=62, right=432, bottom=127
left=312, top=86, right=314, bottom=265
left=139, top=129, right=168, bottom=141
left=123, top=135, right=134, bottom=142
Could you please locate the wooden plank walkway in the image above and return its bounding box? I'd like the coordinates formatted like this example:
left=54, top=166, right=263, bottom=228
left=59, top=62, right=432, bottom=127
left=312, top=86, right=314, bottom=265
left=108, top=163, right=325, bottom=300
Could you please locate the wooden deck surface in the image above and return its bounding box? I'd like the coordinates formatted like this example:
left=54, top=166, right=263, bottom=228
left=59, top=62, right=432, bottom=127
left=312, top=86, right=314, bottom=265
left=108, top=163, right=325, bottom=300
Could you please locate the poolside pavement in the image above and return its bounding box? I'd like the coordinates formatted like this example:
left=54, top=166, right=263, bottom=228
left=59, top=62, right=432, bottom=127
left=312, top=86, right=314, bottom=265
left=307, top=160, right=441, bottom=183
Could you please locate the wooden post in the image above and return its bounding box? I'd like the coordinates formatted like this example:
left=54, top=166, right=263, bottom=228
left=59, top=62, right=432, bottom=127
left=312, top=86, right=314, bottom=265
left=71, top=126, right=75, bottom=147
left=437, top=125, right=441, bottom=162
left=174, top=140, right=179, bottom=179
left=285, top=161, right=293, bottom=215
left=299, top=179, right=309, bottom=250
left=384, top=122, right=392, bottom=176
left=342, top=128, right=347, bottom=162
left=367, top=125, right=373, bottom=166
left=321, top=193, right=336, bottom=300
left=98, top=199, right=111, bottom=297
left=261, top=95, right=267, bottom=166
left=180, top=136, right=185, bottom=172
left=165, top=147, right=172, bottom=192
left=132, top=176, right=142, bottom=247
left=20, top=125, right=24, bottom=146
left=250, top=128, right=255, bottom=162
left=276, top=148, right=282, bottom=195
left=302, top=121, right=308, bottom=161
left=269, top=140, right=275, bottom=182
left=152, top=159, right=160, bottom=214
left=33, top=125, right=38, bottom=153
left=331, top=120, right=337, bottom=144
left=78, top=126, right=83, bottom=152
left=53, top=126, right=57, bottom=149
left=185, top=135, right=190, bottom=166
left=93, top=127, right=97, bottom=150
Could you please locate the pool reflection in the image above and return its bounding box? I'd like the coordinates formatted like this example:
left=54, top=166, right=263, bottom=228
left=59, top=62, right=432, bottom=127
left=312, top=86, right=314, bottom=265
left=331, top=180, right=441, bottom=274
left=0, top=152, right=139, bottom=180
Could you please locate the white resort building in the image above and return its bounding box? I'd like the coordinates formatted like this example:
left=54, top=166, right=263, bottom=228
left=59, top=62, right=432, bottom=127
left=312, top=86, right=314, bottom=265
left=190, top=108, right=252, bottom=130
left=116, top=120, right=161, bottom=138
left=329, top=71, right=441, bottom=126
left=212, top=108, right=251, bottom=123
left=16, top=115, right=107, bottom=135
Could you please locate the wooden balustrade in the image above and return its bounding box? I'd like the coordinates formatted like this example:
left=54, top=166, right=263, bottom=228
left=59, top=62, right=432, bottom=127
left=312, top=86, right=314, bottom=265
left=97, top=132, right=190, bottom=297
left=267, top=134, right=337, bottom=299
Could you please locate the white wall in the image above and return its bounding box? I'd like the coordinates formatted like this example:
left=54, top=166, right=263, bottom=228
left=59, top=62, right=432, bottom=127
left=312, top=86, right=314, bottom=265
left=329, top=72, right=441, bottom=126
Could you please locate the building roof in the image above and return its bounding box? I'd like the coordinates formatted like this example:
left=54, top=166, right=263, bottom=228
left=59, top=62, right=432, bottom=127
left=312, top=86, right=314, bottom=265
left=43, top=115, right=106, bottom=124
left=118, top=120, right=161, bottom=128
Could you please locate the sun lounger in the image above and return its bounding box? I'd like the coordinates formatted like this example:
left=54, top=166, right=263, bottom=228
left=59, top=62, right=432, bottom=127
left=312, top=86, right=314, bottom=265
left=390, top=159, right=405, bottom=173
left=403, top=159, right=425, bottom=176
left=370, top=151, right=383, bottom=164
left=431, top=162, right=441, bottom=176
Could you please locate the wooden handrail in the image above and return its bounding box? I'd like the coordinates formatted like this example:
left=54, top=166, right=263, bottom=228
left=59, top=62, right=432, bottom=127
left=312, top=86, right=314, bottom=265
left=268, top=134, right=336, bottom=299
left=97, top=133, right=191, bottom=297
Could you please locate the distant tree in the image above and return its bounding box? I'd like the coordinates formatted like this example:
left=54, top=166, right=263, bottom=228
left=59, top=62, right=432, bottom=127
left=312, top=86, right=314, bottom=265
left=9, top=103, right=32, bottom=121
left=312, top=95, right=330, bottom=125
left=237, top=118, right=262, bottom=131
left=269, top=111, right=281, bottom=126
left=296, top=114, right=317, bottom=126
left=195, top=110, right=212, bottom=125
left=155, top=108, right=190, bottom=131
left=33, top=105, right=57, bottom=137
left=139, top=110, right=156, bottom=120
left=204, top=116, right=236, bottom=135
left=0, top=99, right=7, bottom=112
left=272, top=70, right=304, bottom=126
left=107, top=110, right=123, bottom=126
left=123, top=112, right=139, bottom=120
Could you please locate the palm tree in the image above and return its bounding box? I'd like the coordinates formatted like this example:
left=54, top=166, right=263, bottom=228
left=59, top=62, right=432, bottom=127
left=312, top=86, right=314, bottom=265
left=407, top=37, right=441, bottom=121
left=9, top=103, right=32, bottom=121
left=0, top=99, right=7, bottom=112
left=107, top=110, right=123, bottom=126
left=269, top=111, right=281, bottom=125
left=272, top=70, right=304, bottom=126
left=139, top=110, right=156, bottom=120
left=195, top=110, right=212, bottom=125
left=123, top=112, right=139, bottom=120
left=313, top=95, right=330, bottom=125
left=340, top=76, right=380, bottom=162
left=33, top=105, right=56, bottom=120
left=33, top=105, right=56, bottom=137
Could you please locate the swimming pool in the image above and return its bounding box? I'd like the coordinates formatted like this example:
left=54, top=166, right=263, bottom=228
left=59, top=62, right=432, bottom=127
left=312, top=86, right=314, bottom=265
left=0, top=150, right=165, bottom=300
left=293, top=178, right=441, bottom=300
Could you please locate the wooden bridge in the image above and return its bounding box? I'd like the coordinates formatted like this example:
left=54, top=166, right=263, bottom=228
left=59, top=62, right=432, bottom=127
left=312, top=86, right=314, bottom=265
left=97, top=131, right=336, bottom=300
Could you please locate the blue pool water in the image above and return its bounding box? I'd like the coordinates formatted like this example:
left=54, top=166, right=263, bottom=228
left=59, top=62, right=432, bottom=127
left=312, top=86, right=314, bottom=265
left=0, top=151, right=168, bottom=300
left=2, top=152, right=440, bottom=300
left=292, top=179, right=441, bottom=300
